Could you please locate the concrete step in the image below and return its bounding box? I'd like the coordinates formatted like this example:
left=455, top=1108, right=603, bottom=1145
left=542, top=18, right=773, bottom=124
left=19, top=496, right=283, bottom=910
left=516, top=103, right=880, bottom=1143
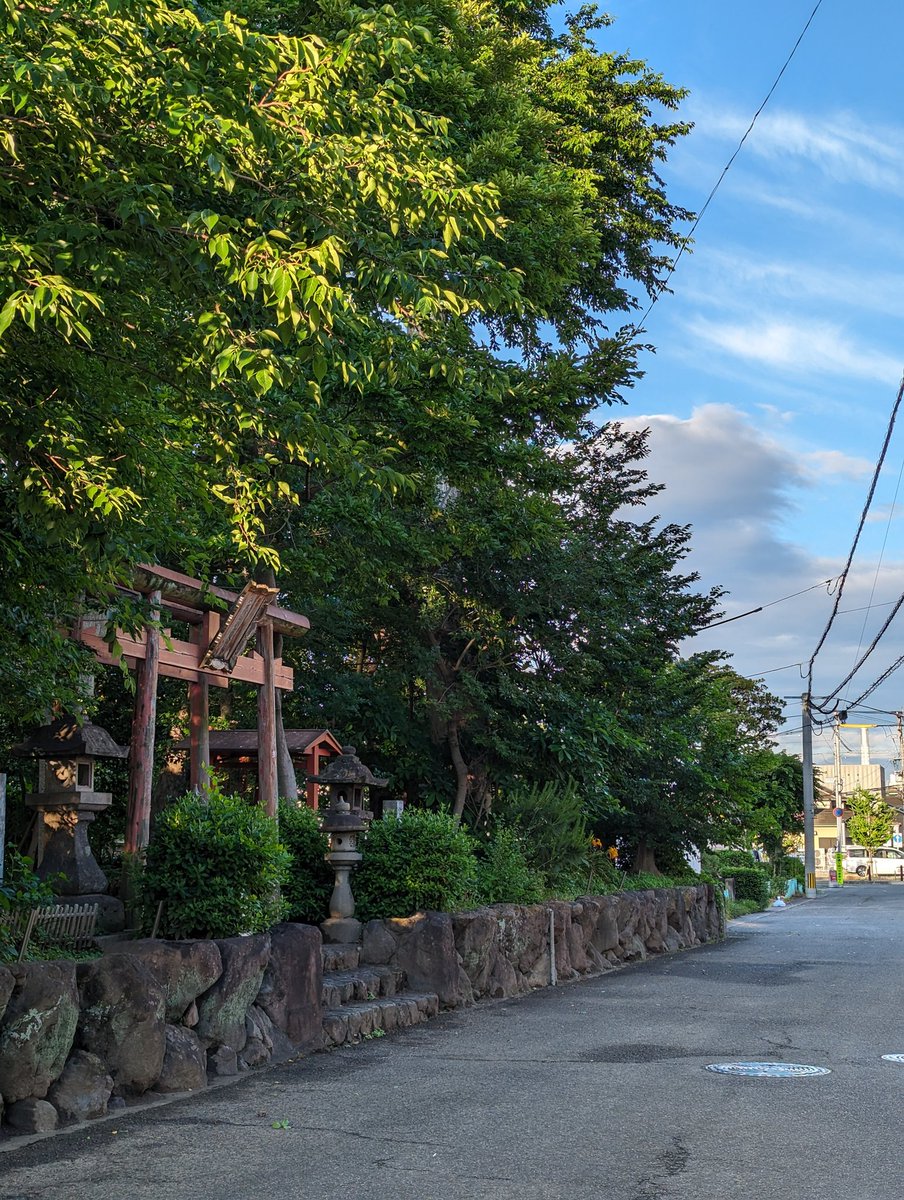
left=321, top=942, right=360, bottom=972
left=322, top=992, right=440, bottom=1048
left=321, top=964, right=405, bottom=1009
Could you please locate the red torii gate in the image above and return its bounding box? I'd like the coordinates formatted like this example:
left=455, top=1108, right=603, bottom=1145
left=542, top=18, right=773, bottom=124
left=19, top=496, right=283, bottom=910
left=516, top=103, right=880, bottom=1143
left=76, top=564, right=310, bottom=854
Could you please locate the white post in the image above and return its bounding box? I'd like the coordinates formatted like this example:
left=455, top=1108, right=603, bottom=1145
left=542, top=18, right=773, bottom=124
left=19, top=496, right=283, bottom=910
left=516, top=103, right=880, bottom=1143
left=0, top=772, right=6, bottom=884
left=548, top=908, right=557, bottom=986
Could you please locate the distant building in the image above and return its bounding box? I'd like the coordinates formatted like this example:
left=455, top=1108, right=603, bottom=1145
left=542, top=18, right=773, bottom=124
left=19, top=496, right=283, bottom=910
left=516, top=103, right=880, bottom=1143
left=813, top=761, right=901, bottom=867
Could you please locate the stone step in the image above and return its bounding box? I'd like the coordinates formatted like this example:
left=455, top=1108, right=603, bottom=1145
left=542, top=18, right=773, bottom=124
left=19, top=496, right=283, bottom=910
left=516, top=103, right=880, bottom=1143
left=321, top=963, right=405, bottom=1009
left=321, top=942, right=360, bottom=972
left=322, top=992, right=440, bottom=1048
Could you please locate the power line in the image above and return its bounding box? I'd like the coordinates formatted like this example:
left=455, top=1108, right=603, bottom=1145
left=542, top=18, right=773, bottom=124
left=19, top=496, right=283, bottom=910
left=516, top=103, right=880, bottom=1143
left=745, top=661, right=804, bottom=678
left=807, top=375, right=904, bottom=696
left=818, top=587, right=904, bottom=708
left=699, top=577, right=836, bottom=631
left=628, top=0, right=826, bottom=338
left=850, top=449, right=904, bottom=669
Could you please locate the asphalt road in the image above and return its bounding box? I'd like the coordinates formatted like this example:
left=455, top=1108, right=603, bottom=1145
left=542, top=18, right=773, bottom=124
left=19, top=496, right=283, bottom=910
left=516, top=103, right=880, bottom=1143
left=3, top=885, right=904, bottom=1200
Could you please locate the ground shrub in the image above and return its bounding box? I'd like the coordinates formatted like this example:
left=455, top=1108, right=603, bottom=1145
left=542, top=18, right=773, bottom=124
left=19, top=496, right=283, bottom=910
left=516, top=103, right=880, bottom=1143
left=496, top=781, right=588, bottom=887
left=729, top=866, right=770, bottom=908
left=354, top=810, right=478, bottom=919
left=278, top=800, right=333, bottom=923
left=728, top=899, right=763, bottom=919
left=474, top=825, right=546, bottom=905
left=141, top=787, right=289, bottom=938
left=710, top=849, right=758, bottom=873
left=0, top=851, right=59, bottom=962
left=774, top=855, right=804, bottom=883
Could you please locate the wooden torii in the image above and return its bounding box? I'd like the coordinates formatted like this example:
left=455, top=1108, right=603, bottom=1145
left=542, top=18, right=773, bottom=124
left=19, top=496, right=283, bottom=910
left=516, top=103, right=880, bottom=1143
left=76, top=564, right=310, bottom=854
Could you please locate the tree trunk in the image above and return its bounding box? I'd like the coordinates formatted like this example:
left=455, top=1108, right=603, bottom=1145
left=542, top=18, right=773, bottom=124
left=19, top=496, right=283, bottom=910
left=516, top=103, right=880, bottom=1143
left=448, top=718, right=469, bottom=824
left=275, top=685, right=298, bottom=802
left=633, top=839, right=660, bottom=875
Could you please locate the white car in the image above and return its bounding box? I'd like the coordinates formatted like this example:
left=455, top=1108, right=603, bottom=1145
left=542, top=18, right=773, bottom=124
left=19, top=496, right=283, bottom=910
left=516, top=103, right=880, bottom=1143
left=842, top=847, right=904, bottom=877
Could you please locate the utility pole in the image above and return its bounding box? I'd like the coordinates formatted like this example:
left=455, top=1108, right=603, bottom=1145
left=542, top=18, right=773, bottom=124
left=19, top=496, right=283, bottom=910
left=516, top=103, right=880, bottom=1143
left=801, top=693, right=817, bottom=897
left=831, top=717, right=844, bottom=887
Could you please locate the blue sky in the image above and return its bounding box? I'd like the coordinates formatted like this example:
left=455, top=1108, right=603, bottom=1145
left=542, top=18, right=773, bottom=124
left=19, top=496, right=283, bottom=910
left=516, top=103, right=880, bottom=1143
left=573, top=1, right=904, bottom=769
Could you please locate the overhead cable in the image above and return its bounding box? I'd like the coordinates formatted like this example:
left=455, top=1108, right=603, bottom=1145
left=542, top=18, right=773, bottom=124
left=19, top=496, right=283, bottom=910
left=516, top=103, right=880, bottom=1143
left=807, top=375, right=904, bottom=696
left=626, top=0, right=827, bottom=339
left=850, top=449, right=904, bottom=669
left=699, top=577, right=836, bottom=631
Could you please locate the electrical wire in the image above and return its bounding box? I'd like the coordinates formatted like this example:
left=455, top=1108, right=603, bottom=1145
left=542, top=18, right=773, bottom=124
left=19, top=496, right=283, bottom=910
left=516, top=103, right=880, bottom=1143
left=626, top=0, right=826, bottom=340
left=850, top=451, right=904, bottom=670
left=817, top=587, right=904, bottom=709
left=807, top=376, right=904, bottom=697
left=744, top=661, right=804, bottom=678
left=698, top=577, right=836, bottom=631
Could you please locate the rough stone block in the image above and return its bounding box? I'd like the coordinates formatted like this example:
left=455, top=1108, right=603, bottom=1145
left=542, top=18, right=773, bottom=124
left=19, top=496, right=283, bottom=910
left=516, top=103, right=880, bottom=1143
left=207, top=1045, right=238, bottom=1077
left=155, top=1024, right=207, bottom=1093
left=46, top=1050, right=113, bottom=1123
left=0, top=962, right=79, bottom=1102
left=76, top=953, right=166, bottom=1096
left=0, top=964, right=14, bottom=1021
left=6, top=1098, right=58, bottom=1134
left=119, top=939, right=222, bottom=1022
left=256, top=923, right=322, bottom=1051
left=196, top=933, right=270, bottom=1053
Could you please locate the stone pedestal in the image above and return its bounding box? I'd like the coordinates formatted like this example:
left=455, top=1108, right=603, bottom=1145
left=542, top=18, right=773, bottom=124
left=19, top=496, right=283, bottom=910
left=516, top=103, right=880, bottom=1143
left=320, top=916, right=362, bottom=945
left=27, top=792, right=111, bottom=895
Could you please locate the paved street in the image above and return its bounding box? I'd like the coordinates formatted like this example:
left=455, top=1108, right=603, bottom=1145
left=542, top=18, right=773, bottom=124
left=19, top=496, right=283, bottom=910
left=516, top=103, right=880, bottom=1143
left=3, top=886, right=904, bottom=1200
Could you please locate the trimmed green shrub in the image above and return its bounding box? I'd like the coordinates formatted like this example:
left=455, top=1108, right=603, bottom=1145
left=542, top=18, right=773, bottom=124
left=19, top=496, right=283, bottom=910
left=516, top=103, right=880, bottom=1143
left=141, top=788, right=290, bottom=938
left=279, top=800, right=333, bottom=923
left=775, top=855, right=804, bottom=883
left=475, top=826, right=546, bottom=905
left=730, top=867, right=770, bottom=908
left=355, top=810, right=478, bottom=920
left=713, top=849, right=758, bottom=872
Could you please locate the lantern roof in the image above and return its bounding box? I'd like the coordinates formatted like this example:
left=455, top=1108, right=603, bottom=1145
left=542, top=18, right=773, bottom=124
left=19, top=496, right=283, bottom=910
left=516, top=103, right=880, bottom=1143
left=12, top=715, right=129, bottom=760
left=308, top=745, right=387, bottom=788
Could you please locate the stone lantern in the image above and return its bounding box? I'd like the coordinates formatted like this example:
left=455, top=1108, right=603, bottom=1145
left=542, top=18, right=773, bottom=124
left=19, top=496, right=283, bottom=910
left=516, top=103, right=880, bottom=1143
left=309, top=745, right=386, bottom=944
left=13, top=715, right=128, bottom=901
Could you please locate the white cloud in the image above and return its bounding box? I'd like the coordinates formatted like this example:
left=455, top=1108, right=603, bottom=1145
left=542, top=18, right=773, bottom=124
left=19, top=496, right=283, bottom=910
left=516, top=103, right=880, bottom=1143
left=692, top=104, right=904, bottom=192
left=617, top=403, right=904, bottom=760
left=684, top=248, right=904, bottom=322
left=803, top=450, right=874, bottom=480
left=685, top=315, right=901, bottom=385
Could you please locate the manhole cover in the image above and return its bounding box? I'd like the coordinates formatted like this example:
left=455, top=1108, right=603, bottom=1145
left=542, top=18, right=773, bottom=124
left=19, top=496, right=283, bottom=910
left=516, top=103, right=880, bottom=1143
left=705, top=1062, right=831, bottom=1078
left=881, top=1054, right=904, bottom=1063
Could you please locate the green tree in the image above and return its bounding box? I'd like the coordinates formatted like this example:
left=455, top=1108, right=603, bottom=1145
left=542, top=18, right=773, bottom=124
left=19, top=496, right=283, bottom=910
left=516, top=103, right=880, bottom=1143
left=596, top=664, right=789, bottom=874
left=0, top=0, right=518, bottom=724
left=847, top=788, right=895, bottom=875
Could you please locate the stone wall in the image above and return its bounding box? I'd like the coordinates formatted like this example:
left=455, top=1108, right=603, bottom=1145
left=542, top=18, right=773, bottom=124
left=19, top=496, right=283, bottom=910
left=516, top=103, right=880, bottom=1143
left=362, top=885, right=722, bottom=1006
left=0, top=885, right=721, bottom=1138
left=0, top=922, right=322, bottom=1136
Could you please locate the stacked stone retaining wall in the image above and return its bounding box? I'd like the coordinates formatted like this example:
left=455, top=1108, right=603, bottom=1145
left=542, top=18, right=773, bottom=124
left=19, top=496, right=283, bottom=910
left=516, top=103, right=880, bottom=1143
left=0, top=885, right=720, bottom=1137
left=362, top=885, right=723, bottom=1006
left=0, top=922, right=322, bottom=1136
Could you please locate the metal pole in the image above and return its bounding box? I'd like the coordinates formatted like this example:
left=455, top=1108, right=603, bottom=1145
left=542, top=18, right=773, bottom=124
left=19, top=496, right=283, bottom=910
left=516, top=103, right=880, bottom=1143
left=802, top=693, right=817, bottom=897
left=832, top=719, right=844, bottom=887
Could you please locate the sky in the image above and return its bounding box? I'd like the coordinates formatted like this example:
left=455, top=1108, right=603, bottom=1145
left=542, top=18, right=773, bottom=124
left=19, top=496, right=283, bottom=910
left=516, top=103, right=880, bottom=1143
left=562, top=0, right=904, bottom=771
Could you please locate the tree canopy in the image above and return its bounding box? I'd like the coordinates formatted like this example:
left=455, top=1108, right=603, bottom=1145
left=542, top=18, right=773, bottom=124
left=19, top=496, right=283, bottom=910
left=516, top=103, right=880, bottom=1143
left=0, top=0, right=795, bottom=872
